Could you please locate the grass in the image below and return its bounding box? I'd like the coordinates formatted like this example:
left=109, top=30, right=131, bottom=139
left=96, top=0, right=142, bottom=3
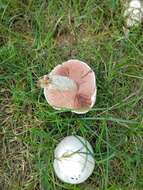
left=0, top=0, right=143, bottom=189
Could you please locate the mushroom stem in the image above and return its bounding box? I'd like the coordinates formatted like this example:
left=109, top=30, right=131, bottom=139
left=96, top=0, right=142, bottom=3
left=49, top=75, right=78, bottom=91
left=38, top=74, right=78, bottom=91
left=37, top=75, right=51, bottom=88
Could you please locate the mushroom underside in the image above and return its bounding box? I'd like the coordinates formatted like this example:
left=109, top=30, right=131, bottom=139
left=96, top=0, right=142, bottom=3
left=44, top=60, right=96, bottom=113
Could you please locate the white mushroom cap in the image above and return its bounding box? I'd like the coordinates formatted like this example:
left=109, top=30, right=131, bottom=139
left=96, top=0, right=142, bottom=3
left=124, top=0, right=143, bottom=28
left=53, top=136, right=95, bottom=184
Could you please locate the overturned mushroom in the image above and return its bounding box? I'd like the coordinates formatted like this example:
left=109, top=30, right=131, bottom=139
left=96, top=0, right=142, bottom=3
left=38, top=59, right=96, bottom=114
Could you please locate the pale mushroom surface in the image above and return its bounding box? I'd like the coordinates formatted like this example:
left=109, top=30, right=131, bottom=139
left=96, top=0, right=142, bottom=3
left=124, top=0, right=143, bottom=28
left=43, top=59, right=96, bottom=114
left=53, top=136, right=95, bottom=184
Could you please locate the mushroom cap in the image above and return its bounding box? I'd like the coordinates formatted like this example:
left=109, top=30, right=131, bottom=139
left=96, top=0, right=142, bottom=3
left=124, top=0, right=143, bottom=28
left=44, top=59, right=96, bottom=114
left=53, top=135, right=95, bottom=184
left=129, top=0, right=142, bottom=8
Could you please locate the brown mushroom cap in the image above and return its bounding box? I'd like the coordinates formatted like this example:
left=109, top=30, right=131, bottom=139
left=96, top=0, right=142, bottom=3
left=44, top=59, right=96, bottom=114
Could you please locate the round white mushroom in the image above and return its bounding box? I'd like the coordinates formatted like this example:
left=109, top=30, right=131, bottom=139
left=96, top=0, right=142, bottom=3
left=53, top=135, right=95, bottom=184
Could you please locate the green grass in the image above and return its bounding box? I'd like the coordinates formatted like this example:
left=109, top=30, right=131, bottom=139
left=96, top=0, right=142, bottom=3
left=0, top=0, right=143, bottom=189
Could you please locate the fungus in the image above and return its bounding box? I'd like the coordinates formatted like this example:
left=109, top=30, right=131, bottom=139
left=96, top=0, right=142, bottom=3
left=38, top=59, right=96, bottom=114
left=53, top=136, right=95, bottom=184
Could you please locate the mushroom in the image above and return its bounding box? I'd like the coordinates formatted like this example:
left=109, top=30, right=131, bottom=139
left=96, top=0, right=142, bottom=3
left=53, top=135, right=95, bottom=184
left=123, top=0, right=143, bottom=36
left=38, top=59, right=96, bottom=114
